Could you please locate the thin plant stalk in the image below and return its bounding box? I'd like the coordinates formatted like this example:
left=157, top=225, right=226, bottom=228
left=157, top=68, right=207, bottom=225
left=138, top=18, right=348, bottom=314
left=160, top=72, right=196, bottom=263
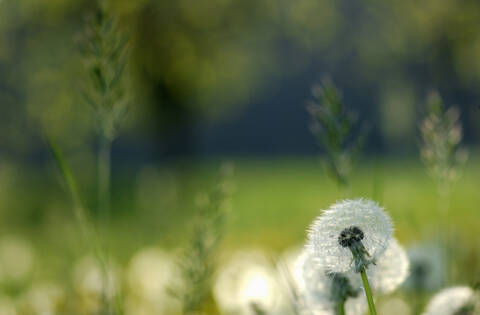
left=336, top=301, right=346, bottom=315
left=98, top=135, right=112, bottom=224
left=360, top=267, right=377, bottom=315
left=47, top=136, right=121, bottom=315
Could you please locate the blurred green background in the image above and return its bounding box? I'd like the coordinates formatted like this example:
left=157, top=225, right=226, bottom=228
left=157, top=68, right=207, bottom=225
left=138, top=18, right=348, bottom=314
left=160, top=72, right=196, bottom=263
left=0, top=0, right=480, bottom=314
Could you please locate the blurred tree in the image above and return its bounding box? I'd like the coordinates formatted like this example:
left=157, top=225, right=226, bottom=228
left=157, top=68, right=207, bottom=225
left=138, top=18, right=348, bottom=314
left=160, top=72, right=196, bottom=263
left=1, top=0, right=480, bottom=159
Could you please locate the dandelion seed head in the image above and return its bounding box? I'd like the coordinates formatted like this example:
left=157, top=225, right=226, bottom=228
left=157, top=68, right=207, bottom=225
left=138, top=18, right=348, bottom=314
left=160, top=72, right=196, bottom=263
left=422, top=286, right=475, bottom=315
left=338, top=226, right=364, bottom=248
left=295, top=250, right=366, bottom=315
left=404, top=243, right=446, bottom=291
left=307, top=199, right=393, bottom=273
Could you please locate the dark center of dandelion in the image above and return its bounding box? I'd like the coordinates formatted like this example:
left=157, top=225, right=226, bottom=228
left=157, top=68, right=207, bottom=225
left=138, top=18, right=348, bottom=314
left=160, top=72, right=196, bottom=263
left=338, top=226, right=364, bottom=248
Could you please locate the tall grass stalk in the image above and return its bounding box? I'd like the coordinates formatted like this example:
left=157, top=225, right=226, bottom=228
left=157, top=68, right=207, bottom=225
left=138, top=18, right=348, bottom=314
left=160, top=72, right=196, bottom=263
left=420, top=91, right=467, bottom=217
left=307, top=78, right=367, bottom=195
left=78, top=3, right=130, bottom=224
left=47, top=137, right=122, bottom=315
left=175, top=163, right=235, bottom=314
left=419, top=91, right=468, bottom=282
left=98, top=136, right=111, bottom=223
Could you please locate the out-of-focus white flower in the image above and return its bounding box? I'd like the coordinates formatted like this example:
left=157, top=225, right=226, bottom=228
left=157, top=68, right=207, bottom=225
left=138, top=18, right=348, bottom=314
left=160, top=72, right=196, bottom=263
left=294, top=250, right=366, bottom=315
left=422, top=286, right=476, bottom=315
left=378, top=297, right=411, bottom=315
left=0, top=295, right=17, bottom=315
left=404, top=244, right=446, bottom=291
left=72, top=255, right=119, bottom=314
left=362, top=238, right=409, bottom=294
left=0, top=236, right=34, bottom=285
left=124, top=247, right=181, bottom=315
left=19, top=282, right=64, bottom=315
left=307, top=199, right=393, bottom=273
left=213, top=250, right=281, bottom=315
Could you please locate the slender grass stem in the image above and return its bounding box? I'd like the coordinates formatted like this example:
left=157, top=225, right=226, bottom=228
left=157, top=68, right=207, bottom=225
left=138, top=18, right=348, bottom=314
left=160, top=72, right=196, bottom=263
left=336, top=301, right=346, bottom=315
left=98, top=135, right=111, bottom=224
left=360, top=267, right=377, bottom=315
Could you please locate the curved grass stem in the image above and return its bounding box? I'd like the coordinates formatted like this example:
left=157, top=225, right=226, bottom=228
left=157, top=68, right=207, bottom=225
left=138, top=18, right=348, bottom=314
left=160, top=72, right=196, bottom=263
left=360, top=267, right=377, bottom=315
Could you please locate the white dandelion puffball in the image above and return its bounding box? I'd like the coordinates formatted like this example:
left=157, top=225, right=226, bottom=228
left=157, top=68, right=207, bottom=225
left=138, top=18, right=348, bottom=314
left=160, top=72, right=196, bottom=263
left=295, top=250, right=366, bottom=315
left=0, top=236, right=34, bottom=284
left=19, top=282, right=64, bottom=315
left=0, top=295, right=17, bottom=315
left=213, top=250, right=280, bottom=315
left=404, top=243, right=446, bottom=291
left=422, top=286, right=476, bottom=315
left=124, top=247, right=181, bottom=315
left=72, top=256, right=119, bottom=313
left=363, top=238, right=409, bottom=294
left=307, top=199, right=393, bottom=273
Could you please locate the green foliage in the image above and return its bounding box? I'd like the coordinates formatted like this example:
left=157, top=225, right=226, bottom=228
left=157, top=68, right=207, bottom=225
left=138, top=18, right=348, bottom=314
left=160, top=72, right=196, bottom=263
left=308, top=79, right=367, bottom=188
left=174, top=163, right=235, bottom=314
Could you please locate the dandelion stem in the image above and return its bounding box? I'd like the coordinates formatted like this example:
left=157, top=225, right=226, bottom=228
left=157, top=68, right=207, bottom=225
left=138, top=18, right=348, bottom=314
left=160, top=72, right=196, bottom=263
left=336, top=301, right=346, bottom=315
left=360, top=267, right=377, bottom=315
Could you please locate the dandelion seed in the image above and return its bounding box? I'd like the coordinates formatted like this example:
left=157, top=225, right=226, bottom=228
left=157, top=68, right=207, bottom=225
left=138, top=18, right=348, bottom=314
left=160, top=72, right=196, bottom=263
left=422, top=286, right=476, bottom=315
left=404, top=244, right=446, bottom=292
left=307, top=199, right=393, bottom=274
left=295, top=249, right=367, bottom=315
left=213, top=251, right=280, bottom=315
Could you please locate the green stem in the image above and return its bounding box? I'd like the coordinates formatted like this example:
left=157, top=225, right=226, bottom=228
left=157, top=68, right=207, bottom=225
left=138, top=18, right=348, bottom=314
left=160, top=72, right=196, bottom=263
left=336, top=301, right=346, bottom=315
left=360, top=267, right=377, bottom=315
left=98, top=136, right=111, bottom=224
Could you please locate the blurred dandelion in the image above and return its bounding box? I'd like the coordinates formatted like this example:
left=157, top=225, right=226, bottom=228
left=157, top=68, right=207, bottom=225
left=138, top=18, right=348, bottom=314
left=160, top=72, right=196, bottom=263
left=213, top=250, right=281, bottom=315
left=306, top=199, right=392, bottom=274
left=0, top=236, right=34, bottom=286
left=72, top=255, right=119, bottom=314
left=361, top=238, right=409, bottom=294
left=306, top=198, right=393, bottom=315
left=422, top=286, right=477, bottom=315
left=377, top=297, right=411, bottom=315
left=294, top=249, right=367, bottom=315
left=124, top=247, right=181, bottom=315
left=403, top=244, right=447, bottom=292
left=307, top=79, right=367, bottom=189
left=0, top=295, right=16, bottom=315
left=420, top=92, right=468, bottom=205
left=19, top=282, right=64, bottom=315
